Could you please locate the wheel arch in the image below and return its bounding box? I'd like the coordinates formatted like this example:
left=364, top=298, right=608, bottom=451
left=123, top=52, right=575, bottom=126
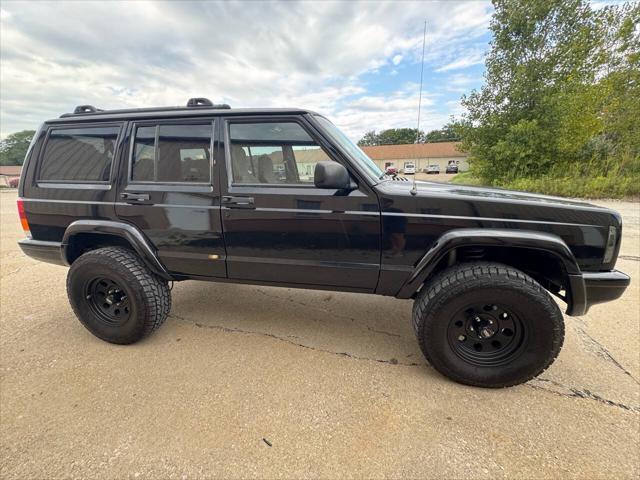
left=62, top=220, right=172, bottom=280
left=397, top=229, right=583, bottom=314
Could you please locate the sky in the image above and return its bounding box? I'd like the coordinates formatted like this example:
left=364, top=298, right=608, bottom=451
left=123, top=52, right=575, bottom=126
left=0, top=0, right=495, bottom=141
left=0, top=0, right=625, bottom=141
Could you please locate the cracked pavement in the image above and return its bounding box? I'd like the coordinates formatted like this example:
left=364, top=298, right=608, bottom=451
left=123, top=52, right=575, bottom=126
left=1, top=189, right=638, bottom=479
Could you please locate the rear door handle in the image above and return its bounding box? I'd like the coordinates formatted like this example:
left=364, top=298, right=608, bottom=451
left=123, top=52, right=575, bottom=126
left=222, top=196, right=255, bottom=208
left=120, top=192, right=150, bottom=203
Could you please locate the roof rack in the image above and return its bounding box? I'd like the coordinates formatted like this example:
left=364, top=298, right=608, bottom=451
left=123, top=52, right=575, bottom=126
left=73, top=105, right=104, bottom=114
left=61, top=98, right=231, bottom=117
left=186, top=97, right=231, bottom=109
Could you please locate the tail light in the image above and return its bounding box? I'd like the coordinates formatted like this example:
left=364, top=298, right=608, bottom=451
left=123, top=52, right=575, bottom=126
left=17, top=198, right=31, bottom=238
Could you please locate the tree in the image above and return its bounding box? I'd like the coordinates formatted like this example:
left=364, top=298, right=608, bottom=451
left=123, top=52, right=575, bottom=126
left=0, top=130, right=36, bottom=166
left=357, top=128, right=425, bottom=146
left=358, top=123, right=463, bottom=146
left=424, top=122, right=460, bottom=142
left=378, top=128, right=424, bottom=145
left=357, top=130, right=379, bottom=147
left=456, top=0, right=639, bottom=183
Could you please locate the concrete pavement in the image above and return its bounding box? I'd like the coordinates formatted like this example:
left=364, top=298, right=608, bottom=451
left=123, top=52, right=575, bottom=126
left=1, top=189, right=638, bottom=479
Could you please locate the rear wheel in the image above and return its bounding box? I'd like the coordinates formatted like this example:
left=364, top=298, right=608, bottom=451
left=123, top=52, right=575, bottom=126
left=67, top=247, right=171, bottom=344
left=413, top=262, right=564, bottom=387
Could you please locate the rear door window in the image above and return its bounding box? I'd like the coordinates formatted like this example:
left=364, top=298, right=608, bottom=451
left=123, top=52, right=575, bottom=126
left=130, top=123, right=212, bottom=183
left=39, top=126, right=120, bottom=182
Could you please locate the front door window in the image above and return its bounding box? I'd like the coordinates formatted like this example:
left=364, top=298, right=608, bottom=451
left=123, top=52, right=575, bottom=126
left=228, top=122, right=334, bottom=185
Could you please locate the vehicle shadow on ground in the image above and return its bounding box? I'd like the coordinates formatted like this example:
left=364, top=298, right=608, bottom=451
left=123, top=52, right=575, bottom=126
left=165, top=280, right=424, bottom=367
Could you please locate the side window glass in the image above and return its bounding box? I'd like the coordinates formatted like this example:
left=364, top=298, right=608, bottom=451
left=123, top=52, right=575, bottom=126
left=131, top=126, right=155, bottom=182
left=131, top=124, right=212, bottom=183
left=158, top=124, right=210, bottom=182
left=39, top=126, right=119, bottom=182
left=229, top=122, right=334, bottom=185
left=292, top=145, right=329, bottom=183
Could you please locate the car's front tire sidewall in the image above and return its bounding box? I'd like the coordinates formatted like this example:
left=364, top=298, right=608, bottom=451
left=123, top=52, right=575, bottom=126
left=424, top=285, right=558, bottom=387
left=414, top=263, right=564, bottom=388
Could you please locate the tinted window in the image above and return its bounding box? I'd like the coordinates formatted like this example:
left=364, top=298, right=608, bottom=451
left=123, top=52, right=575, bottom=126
left=131, top=127, right=155, bottom=181
left=131, top=124, right=211, bottom=183
left=39, top=126, right=119, bottom=181
left=229, top=122, right=333, bottom=185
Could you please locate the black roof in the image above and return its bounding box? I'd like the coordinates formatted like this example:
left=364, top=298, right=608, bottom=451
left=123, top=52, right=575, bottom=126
left=48, top=98, right=316, bottom=124
left=48, top=107, right=314, bottom=124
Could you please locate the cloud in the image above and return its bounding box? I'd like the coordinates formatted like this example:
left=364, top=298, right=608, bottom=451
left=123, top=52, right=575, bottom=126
left=444, top=74, right=480, bottom=93
left=330, top=83, right=448, bottom=138
left=436, top=50, right=486, bottom=72
left=444, top=99, right=467, bottom=117
left=0, top=0, right=493, bottom=139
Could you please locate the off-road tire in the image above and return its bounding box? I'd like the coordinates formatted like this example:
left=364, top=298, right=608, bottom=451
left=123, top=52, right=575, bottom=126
left=412, top=262, right=564, bottom=388
left=67, top=247, right=171, bottom=344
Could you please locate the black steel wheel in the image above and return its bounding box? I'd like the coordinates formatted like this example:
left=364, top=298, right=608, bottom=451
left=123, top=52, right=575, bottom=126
left=413, top=262, right=564, bottom=388
left=447, top=303, right=526, bottom=367
left=86, top=277, right=131, bottom=326
left=67, top=247, right=171, bottom=344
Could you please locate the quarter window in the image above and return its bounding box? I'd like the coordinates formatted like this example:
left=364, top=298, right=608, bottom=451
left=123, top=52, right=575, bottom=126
left=132, top=127, right=155, bottom=182
left=131, top=124, right=212, bottom=183
left=39, top=126, right=120, bottom=182
left=228, top=122, right=334, bottom=185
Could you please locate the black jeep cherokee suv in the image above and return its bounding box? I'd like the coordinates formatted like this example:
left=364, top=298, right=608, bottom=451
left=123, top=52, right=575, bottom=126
left=17, top=98, right=630, bottom=388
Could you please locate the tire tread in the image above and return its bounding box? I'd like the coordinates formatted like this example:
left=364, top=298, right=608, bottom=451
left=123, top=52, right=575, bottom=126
left=67, top=247, right=171, bottom=343
left=412, top=261, right=564, bottom=388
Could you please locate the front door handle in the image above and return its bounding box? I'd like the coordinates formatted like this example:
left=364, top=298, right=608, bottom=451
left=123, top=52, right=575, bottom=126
left=121, top=192, right=150, bottom=202
left=222, top=196, right=255, bottom=208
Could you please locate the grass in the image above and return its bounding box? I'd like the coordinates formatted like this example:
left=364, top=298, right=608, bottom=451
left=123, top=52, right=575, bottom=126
left=452, top=171, right=640, bottom=199
left=450, top=171, right=483, bottom=186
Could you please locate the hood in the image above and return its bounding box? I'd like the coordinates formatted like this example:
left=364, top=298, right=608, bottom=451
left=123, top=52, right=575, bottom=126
left=375, top=179, right=621, bottom=228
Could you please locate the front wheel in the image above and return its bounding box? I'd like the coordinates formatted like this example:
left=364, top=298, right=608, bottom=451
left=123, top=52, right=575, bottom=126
left=413, top=262, right=564, bottom=388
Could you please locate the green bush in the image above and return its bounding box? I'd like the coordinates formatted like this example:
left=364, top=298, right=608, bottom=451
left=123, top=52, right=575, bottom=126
left=452, top=169, right=640, bottom=199
left=505, top=175, right=639, bottom=198
left=451, top=171, right=483, bottom=186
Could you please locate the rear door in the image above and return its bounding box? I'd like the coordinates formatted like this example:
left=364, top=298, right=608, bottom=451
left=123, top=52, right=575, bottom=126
left=219, top=115, right=381, bottom=290
left=115, top=118, right=226, bottom=278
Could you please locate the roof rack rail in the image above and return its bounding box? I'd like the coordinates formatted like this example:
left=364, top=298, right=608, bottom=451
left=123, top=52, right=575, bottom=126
left=58, top=99, right=235, bottom=118
left=186, top=97, right=231, bottom=109
left=73, top=105, right=104, bottom=114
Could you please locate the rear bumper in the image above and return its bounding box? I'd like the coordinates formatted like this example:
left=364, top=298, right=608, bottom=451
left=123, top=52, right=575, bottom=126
left=567, top=270, right=630, bottom=316
left=18, top=238, right=66, bottom=267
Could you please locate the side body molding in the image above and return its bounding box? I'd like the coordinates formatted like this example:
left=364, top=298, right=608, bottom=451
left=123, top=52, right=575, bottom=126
left=62, top=220, right=172, bottom=280
left=396, top=228, right=582, bottom=301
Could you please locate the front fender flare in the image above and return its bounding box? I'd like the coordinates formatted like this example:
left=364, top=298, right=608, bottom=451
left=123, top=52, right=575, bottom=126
left=396, top=228, right=581, bottom=302
left=62, top=220, right=172, bottom=280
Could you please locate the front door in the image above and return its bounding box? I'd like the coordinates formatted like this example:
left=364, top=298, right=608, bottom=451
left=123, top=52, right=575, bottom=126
left=219, top=116, right=381, bottom=291
left=115, top=119, right=226, bottom=278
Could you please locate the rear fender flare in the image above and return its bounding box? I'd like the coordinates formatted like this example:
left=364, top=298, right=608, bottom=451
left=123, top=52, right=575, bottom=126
left=62, top=220, right=172, bottom=280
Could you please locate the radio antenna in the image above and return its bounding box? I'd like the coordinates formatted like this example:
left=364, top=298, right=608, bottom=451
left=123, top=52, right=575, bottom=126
left=410, top=20, right=427, bottom=196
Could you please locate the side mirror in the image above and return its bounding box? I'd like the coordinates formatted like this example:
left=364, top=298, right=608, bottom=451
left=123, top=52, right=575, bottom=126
left=314, top=161, right=354, bottom=190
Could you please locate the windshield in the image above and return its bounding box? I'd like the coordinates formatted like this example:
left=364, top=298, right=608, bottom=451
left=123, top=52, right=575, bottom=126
left=314, top=116, right=384, bottom=180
